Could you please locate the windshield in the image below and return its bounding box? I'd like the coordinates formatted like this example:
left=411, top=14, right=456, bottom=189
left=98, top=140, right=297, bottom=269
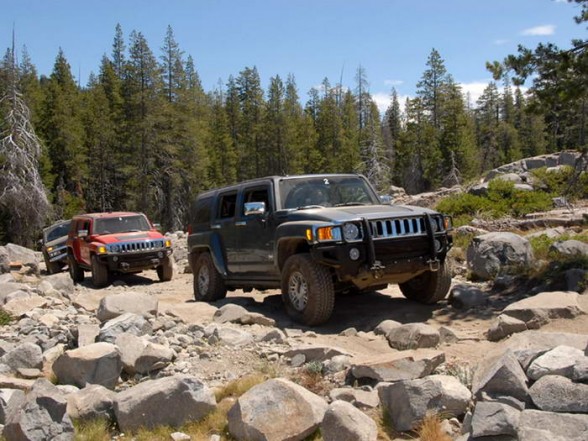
left=93, top=215, right=151, bottom=235
left=45, top=221, right=71, bottom=242
left=279, top=176, right=380, bottom=209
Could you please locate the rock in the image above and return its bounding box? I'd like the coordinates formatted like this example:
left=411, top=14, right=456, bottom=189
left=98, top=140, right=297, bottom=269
left=518, top=409, right=588, bottom=441
left=573, top=357, right=588, bottom=381
left=284, top=346, right=349, bottom=363
left=386, top=323, right=440, bottom=350
left=529, top=375, right=588, bottom=413
left=0, top=283, right=28, bottom=304
left=526, top=345, right=585, bottom=380
left=114, top=375, right=215, bottom=432
left=487, top=314, right=528, bottom=342
left=208, top=327, right=254, bottom=346
left=378, top=375, right=471, bottom=432
left=3, top=244, right=38, bottom=273
left=213, top=304, right=276, bottom=327
left=0, top=248, right=9, bottom=274
left=506, top=331, right=588, bottom=353
left=373, top=319, right=401, bottom=336
left=66, top=384, right=116, bottom=421
left=329, top=388, right=379, bottom=409
left=549, top=239, right=588, bottom=257
left=502, top=291, right=585, bottom=328
left=2, top=342, right=43, bottom=371
left=472, top=350, right=529, bottom=402
left=44, top=273, right=75, bottom=298
left=2, top=378, right=74, bottom=441
left=351, top=350, right=445, bottom=382
left=322, top=355, right=352, bottom=375
left=52, top=342, right=122, bottom=389
left=256, top=329, right=287, bottom=344
left=76, top=324, right=100, bottom=347
left=470, top=401, right=520, bottom=438
left=321, top=400, right=377, bottom=441
left=0, top=389, right=25, bottom=424
left=2, top=295, right=48, bottom=317
left=135, top=342, right=175, bottom=374
left=466, top=232, right=534, bottom=280
left=448, top=284, right=489, bottom=309
left=96, top=292, right=158, bottom=322
left=565, top=268, right=588, bottom=293
left=439, top=326, right=460, bottom=344
left=227, top=378, right=327, bottom=441
left=97, top=313, right=153, bottom=343
left=171, top=432, right=191, bottom=441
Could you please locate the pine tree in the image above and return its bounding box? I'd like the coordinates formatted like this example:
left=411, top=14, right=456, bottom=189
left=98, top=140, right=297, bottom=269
left=236, top=67, right=264, bottom=179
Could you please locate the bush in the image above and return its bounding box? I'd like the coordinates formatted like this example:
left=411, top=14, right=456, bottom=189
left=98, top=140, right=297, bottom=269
left=436, top=180, right=553, bottom=221
left=0, top=308, right=12, bottom=326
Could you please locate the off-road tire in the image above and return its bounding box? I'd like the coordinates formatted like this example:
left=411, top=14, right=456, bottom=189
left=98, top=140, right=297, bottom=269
left=91, top=255, right=109, bottom=288
left=281, top=254, right=335, bottom=326
left=68, top=254, right=84, bottom=284
left=193, top=253, right=227, bottom=301
left=157, top=256, right=173, bottom=282
left=399, top=259, right=451, bottom=304
left=44, top=254, right=61, bottom=274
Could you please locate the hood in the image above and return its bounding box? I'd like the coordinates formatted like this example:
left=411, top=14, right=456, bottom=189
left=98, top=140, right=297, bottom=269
left=280, top=204, right=439, bottom=223
left=91, top=231, right=164, bottom=244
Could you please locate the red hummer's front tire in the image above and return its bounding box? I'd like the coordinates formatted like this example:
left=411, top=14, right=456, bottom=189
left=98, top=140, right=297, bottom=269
left=91, top=255, right=109, bottom=288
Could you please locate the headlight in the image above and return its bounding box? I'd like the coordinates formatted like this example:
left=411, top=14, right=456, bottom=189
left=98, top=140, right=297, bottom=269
left=316, top=226, right=341, bottom=242
left=46, top=246, right=54, bottom=252
left=165, top=239, right=172, bottom=247
left=97, top=246, right=107, bottom=254
left=342, top=223, right=360, bottom=241
left=110, top=244, right=120, bottom=253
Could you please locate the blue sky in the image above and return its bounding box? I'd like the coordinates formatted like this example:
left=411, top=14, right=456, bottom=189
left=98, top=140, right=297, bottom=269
left=1, top=0, right=583, bottom=112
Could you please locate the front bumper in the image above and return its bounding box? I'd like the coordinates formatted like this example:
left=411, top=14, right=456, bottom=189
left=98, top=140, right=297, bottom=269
left=97, top=248, right=173, bottom=273
left=47, top=245, right=68, bottom=263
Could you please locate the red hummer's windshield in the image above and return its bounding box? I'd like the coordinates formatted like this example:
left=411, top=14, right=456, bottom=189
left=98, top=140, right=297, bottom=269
left=93, top=215, right=151, bottom=235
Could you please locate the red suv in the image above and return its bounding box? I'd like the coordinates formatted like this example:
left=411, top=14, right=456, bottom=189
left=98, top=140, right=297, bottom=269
left=66, top=212, right=173, bottom=287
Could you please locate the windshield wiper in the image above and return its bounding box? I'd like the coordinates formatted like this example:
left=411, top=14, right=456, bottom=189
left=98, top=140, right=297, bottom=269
left=334, top=202, right=369, bottom=207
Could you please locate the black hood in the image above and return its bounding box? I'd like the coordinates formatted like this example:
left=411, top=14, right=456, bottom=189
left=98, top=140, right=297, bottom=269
left=279, top=204, right=439, bottom=223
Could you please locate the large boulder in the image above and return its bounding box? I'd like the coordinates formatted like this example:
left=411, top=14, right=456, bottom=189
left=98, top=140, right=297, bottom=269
left=351, top=350, right=445, bottom=382
left=0, top=389, right=25, bottom=424
left=2, top=379, right=74, bottom=441
left=66, top=384, right=116, bottom=421
left=96, top=292, right=159, bottom=323
left=470, top=401, right=520, bottom=438
left=3, top=244, right=38, bottom=272
left=502, top=292, right=585, bottom=329
left=529, top=375, right=588, bottom=413
left=115, top=333, right=174, bottom=375
left=386, top=323, right=440, bottom=350
left=471, top=349, right=529, bottom=402
left=321, top=400, right=377, bottom=441
left=549, top=239, right=588, bottom=257
left=114, top=375, right=216, bottom=432
left=378, top=375, right=471, bottom=432
left=43, top=273, right=75, bottom=299
left=52, top=342, right=122, bottom=389
left=97, top=313, right=152, bottom=343
left=466, top=232, right=534, bottom=280
left=227, top=378, right=327, bottom=441
left=2, top=342, right=43, bottom=372
left=526, top=345, right=586, bottom=380
left=518, top=409, right=588, bottom=441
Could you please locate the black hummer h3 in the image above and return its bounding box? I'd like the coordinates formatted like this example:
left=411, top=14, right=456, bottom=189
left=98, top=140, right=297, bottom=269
left=187, top=174, right=453, bottom=325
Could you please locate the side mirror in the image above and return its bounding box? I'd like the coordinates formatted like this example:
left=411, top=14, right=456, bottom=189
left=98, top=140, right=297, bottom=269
left=244, top=201, right=266, bottom=217
left=379, top=195, right=393, bottom=205
left=78, top=229, right=89, bottom=239
left=153, top=223, right=162, bottom=231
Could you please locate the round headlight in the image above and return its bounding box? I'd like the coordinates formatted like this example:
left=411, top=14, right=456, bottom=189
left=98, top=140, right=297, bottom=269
left=343, top=223, right=360, bottom=241
left=110, top=244, right=120, bottom=253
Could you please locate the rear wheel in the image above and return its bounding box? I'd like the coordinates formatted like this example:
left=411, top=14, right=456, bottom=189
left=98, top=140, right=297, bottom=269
left=399, top=260, right=451, bottom=304
left=68, top=254, right=84, bottom=284
left=193, top=253, right=227, bottom=301
left=281, top=254, right=335, bottom=326
left=91, top=255, right=109, bottom=288
left=157, top=256, right=173, bottom=282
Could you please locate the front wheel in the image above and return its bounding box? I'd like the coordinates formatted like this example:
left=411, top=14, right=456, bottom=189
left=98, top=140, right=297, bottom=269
left=68, top=254, right=84, bottom=284
left=45, top=254, right=61, bottom=274
left=399, top=260, right=452, bottom=304
left=193, top=253, right=227, bottom=301
left=91, top=255, right=110, bottom=288
left=157, top=256, right=173, bottom=282
left=281, top=254, right=335, bottom=326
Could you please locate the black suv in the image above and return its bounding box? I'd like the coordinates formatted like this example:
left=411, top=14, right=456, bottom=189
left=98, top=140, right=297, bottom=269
left=41, top=219, right=72, bottom=274
left=187, top=174, right=453, bottom=325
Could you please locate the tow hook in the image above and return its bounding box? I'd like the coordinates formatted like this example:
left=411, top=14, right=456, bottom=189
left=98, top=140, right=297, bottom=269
left=427, top=259, right=440, bottom=272
left=371, top=261, right=385, bottom=279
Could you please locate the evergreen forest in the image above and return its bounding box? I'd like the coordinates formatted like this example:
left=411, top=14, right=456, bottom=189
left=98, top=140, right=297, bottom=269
left=0, top=0, right=586, bottom=246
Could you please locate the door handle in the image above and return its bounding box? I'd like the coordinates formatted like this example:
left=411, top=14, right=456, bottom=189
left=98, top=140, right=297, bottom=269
left=235, top=221, right=246, bottom=226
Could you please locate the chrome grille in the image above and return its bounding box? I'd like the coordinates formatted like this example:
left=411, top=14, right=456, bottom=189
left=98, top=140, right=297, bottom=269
left=109, top=240, right=165, bottom=253
left=369, top=217, right=427, bottom=239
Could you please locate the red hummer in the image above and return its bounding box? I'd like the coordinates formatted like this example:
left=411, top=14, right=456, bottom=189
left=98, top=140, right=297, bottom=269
left=66, top=212, right=173, bottom=287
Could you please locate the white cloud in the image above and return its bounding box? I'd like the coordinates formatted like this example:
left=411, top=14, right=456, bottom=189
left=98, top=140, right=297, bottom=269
left=458, top=81, right=492, bottom=106
left=372, top=92, right=411, bottom=115
left=384, top=79, right=404, bottom=87
left=521, top=25, right=555, bottom=36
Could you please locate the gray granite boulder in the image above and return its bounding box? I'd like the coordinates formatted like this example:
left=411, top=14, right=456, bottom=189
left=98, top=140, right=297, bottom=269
left=487, top=314, right=528, bottom=341
left=471, top=401, right=520, bottom=438
left=97, top=313, right=153, bottom=343
left=549, top=239, right=588, bottom=257
left=66, top=384, right=116, bottom=421
left=351, top=350, right=445, bottom=382
left=114, top=375, right=216, bottom=432
left=526, top=345, right=585, bottom=380
left=518, top=409, right=588, bottom=441
left=321, top=400, right=377, bottom=441
left=96, top=292, right=158, bottom=322
left=529, top=375, right=588, bottom=413
left=0, top=389, right=25, bottom=424
left=227, top=378, right=327, bottom=441
left=386, top=323, right=440, bottom=350
left=502, top=291, right=585, bottom=329
left=472, top=350, right=529, bottom=402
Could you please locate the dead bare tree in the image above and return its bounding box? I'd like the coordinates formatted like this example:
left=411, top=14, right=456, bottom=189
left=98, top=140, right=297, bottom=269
left=0, top=46, right=50, bottom=246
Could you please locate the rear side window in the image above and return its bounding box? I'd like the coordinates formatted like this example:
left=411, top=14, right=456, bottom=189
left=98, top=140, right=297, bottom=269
left=194, top=197, right=212, bottom=224
left=217, top=192, right=238, bottom=219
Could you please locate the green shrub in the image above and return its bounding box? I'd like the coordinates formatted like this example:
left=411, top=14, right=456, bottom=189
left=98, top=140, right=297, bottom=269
left=0, top=308, right=12, bottom=326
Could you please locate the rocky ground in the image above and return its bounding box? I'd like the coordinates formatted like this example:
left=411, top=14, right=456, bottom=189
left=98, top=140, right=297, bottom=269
left=0, top=152, right=587, bottom=441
